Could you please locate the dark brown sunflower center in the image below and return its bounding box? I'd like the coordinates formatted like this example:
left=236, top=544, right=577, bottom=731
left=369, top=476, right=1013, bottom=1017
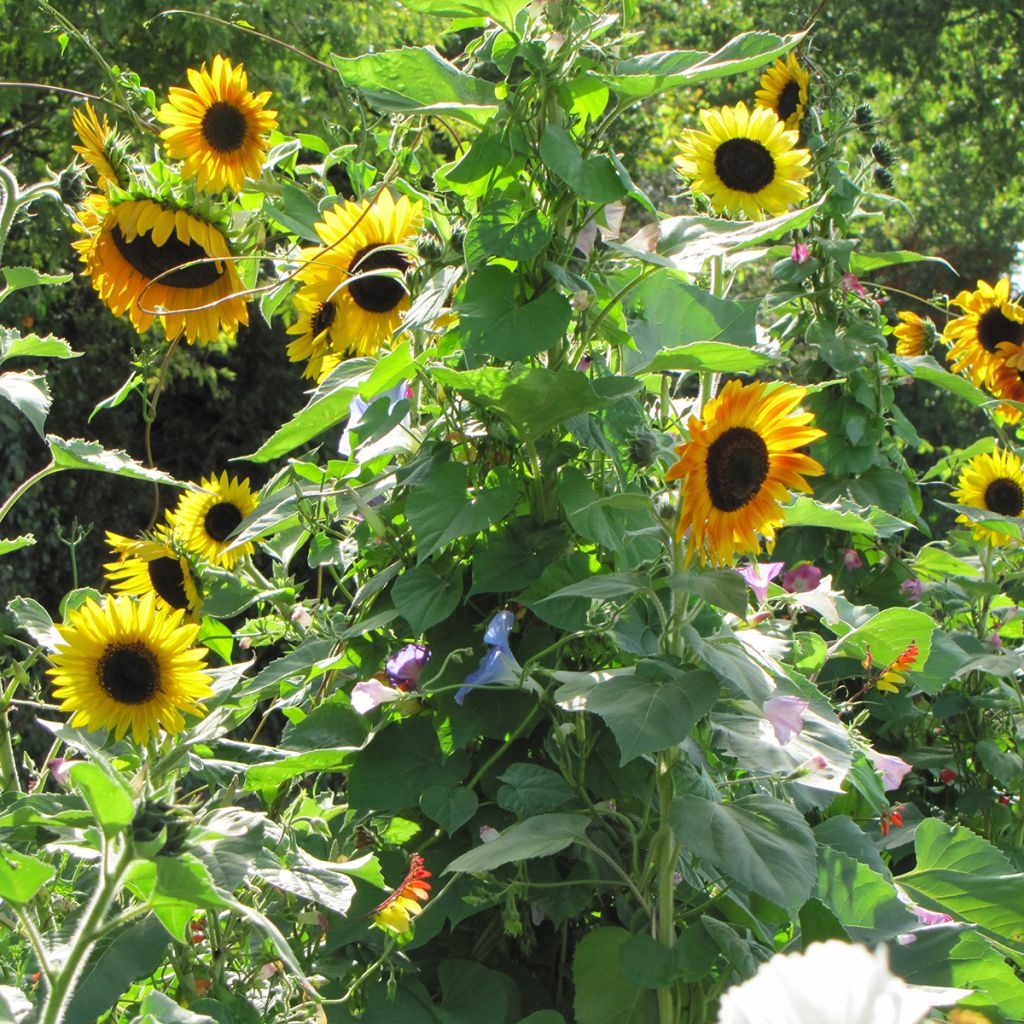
left=777, top=81, right=802, bottom=122
left=111, top=224, right=223, bottom=289
left=204, top=501, right=243, bottom=542
left=985, top=477, right=1024, bottom=517
left=977, top=307, right=1024, bottom=353
left=706, top=426, right=770, bottom=512
left=148, top=556, right=190, bottom=610
left=97, top=642, right=160, bottom=705
left=713, top=138, right=776, bottom=194
left=312, top=300, right=336, bottom=336
left=348, top=245, right=410, bottom=314
left=201, top=101, right=249, bottom=154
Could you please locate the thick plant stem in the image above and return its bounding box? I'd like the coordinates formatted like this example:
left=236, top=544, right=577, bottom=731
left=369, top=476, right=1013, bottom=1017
left=655, top=749, right=679, bottom=1024
left=38, top=843, right=133, bottom=1024
left=0, top=680, right=20, bottom=792
left=0, top=461, right=59, bottom=531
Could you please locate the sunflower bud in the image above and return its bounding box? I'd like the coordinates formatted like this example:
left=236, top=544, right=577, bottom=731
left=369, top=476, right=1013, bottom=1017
left=417, top=232, right=445, bottom=262
left=629, top=432, right=658, bottom=468
left=871, top=140, right=895, bottom=167
left=58, top=167, right=88, bottom=205
left=873, top=166, right=894, bottom=191
left=853, top=104, right=878, bottom=133
left=131, top=799, right=191, bottom=858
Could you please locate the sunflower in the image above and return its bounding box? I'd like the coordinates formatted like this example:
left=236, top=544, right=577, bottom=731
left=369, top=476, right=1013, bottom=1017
left=754, top=53, right=810, bottom=132
left=287, top=189, right=423, bottom=376
left=951, top=447, right=1024, bottom=546
left=104, top=532, right=202, bottom=619
left=73, top=196, right=249, bottom=344
left=986, top=361, right=1024, bottom=424
left=158, top=55, right=278, bottom=193
left=667, top=380, right=825, bottom=566
left=943, top=278, right=1024, bottom=388
left=165, top=472, right=259, bottom=569
left=892, top=310, right=935, bottom=357
left=372, top=853, right=432, bottom=935
left=47, top=593, right=212, bottom=744
left=71, top=102, right=125, bottom=190
left=676, top=102, right=812, bottom=221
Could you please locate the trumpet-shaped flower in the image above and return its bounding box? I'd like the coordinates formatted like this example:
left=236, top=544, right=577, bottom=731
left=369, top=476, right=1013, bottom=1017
left=762, top=695, right=809, bottom=745
left=455, top=611, right=521, bottom=705
left=717, top=940, right=970, bottom=1024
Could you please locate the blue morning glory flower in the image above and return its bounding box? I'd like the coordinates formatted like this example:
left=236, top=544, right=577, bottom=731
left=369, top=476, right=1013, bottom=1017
left=455, top=610, right=520, bottom=704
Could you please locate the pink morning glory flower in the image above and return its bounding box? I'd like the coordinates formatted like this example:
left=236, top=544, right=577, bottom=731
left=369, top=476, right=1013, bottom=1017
left=782, top=564, right=822, bottom=593
left=868, top=750, right=913, bottom=791
left=762, top=695, right=810, bottom=745
left=735, top=562, right=784, bottom=604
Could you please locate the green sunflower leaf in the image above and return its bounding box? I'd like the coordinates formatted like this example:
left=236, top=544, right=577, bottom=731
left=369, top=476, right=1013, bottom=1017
left=46, top=436, right=180, bottom=485
left=604, top=31, right=804, bottom=101
left=332, top=46, right=497, bottom=125
left=894, top=355, right=990, bottom=408
left=0, top=535, right=34, bottom=557
left=247, top=358, right=374, bottom=462
left=0, top=369, right=50, bottom=435
left=0, top=328, right=79, bottom=362
left=0, top=845, right=55, bottom=905
left=397, top=0, right=529, bottom=24
left=539, top=125, right=630, bottom=205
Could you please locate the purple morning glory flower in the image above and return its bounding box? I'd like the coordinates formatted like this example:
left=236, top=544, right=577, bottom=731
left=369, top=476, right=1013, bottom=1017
left=455, top=611, right=520, bottom=705
left=735, top=562, right=784, bottom=604
left=868, top=749, right=912, bottom=792
left=762, top=695, right=809, bottom=746
left=386, top=643, right=431, bottom=691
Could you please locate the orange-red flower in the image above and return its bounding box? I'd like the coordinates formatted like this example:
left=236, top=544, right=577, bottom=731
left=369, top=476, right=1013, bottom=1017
left=875, top=642, right=919, bottom=694
left=372, top=853, right=431, bottom=935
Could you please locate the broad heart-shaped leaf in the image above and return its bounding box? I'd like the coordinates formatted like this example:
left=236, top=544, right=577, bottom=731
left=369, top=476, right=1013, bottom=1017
left=891, top=928, right=1024, bottom=1020
left=132, top=990, right=218, bottom=1024
left=432, top=365, right=639, bottom=444
left=392, top=562, right=464, bottom=633
left=464, top=202, right=553, bottom=267
left=539, top=125, right=629, bottom=204
left=332, top=46, right=497, bottom=125
left=0, top=535, right=34, bottom=556
left=814, top=846, right=917, bottom=942
left=604, top=30, right=804, bottom=101
left=0, top=327, right=79, bottom=362
left=898, top=819, right=1024, bottom=952
left=247, top=358, right=374, bottom=461
left=420, top=785, right=479, bottom=833
left=62, top=916, right=169, bottom=1024
left=7, top=596, right=62, bottom=651
left=0, top=845, right=54, bottom=904
left=617, top=199, right=824, bottom=275
left=456, top=265, right=571, bottom=361
left=406, top=461, right=519, bottom=561
left=828, top=607, right=935, bottom=679
left=0, top=370, right=50, bottom=434
left=46, top=436, right=179, bottom=485
left=573, top=928, right=658, bottom=1024
left=850, top=250, right=955, bottom=275
left=894, top=355, right=991, bottom=409
left=553, top=660, right=719, bottom=765
left=644, top=342, right=778, bottom=374
left=670, top=795, right=816, bottom=913
left=398, top=0, right=529, bottom=23
left=625, top=273, right=758, bottom=371
left=445, top=813, right=589, bottom=873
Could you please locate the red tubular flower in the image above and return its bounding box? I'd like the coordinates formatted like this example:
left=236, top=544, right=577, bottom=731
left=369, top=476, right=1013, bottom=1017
left=372, top=853, right=432, bottom=935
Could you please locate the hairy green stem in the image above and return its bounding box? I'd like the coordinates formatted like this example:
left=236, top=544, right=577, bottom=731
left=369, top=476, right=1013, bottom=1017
left=655, top=749, right=679, bottom=1024
left=0, top=679, right=20, bottom=793
left=38, top=843, right=133, bottom=1024
left=0, top=461, right=60, bottom=531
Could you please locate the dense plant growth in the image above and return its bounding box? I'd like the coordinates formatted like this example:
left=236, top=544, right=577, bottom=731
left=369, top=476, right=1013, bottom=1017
left=1, top=3, right=1024, bottom=1024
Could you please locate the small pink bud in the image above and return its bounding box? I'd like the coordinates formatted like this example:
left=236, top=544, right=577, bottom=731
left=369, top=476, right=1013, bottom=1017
left=790, top=243, right=811, bottom=264
left=479, top=826, right=500, bottom=843
left=842, top=548, right=863, bottom=571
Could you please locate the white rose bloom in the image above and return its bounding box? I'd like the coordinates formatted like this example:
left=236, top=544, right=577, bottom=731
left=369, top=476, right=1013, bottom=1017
left=717, top=940, right=971, bottom=1024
